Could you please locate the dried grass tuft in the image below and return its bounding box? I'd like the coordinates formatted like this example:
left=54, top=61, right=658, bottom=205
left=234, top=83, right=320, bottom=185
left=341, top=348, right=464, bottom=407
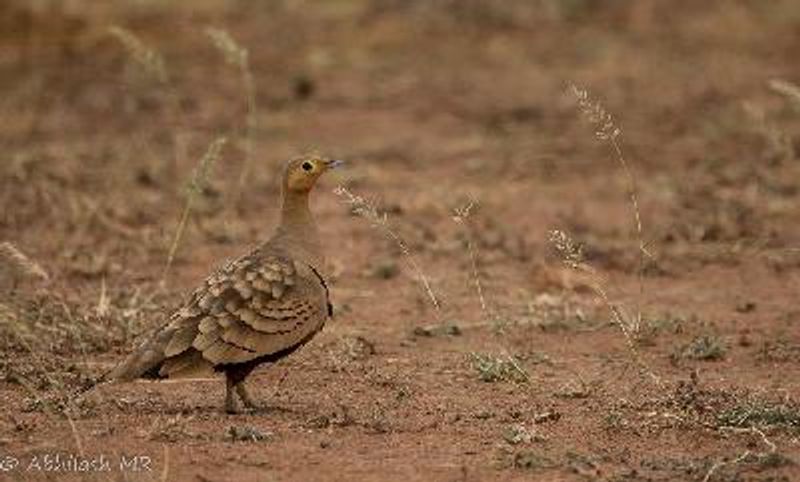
left=0, top=241, right=50, bottom=281
left=469, top=352, right=530, bottom=383
left=549, top=229, right=659, bottom=385
left=557, top=83, right=659, bottom=385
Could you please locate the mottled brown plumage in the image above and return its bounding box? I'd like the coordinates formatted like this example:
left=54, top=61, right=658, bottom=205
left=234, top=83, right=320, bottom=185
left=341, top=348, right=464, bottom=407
left=107, top=155, right=341, bottom=413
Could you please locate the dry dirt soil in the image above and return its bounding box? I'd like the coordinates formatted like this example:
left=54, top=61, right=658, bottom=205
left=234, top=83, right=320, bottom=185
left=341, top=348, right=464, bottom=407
left=1, top=1, right=800, bottom=481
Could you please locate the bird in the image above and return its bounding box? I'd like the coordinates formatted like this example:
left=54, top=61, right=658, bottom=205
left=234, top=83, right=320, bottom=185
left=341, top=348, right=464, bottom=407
left=106, top=155, right=342, bottom=413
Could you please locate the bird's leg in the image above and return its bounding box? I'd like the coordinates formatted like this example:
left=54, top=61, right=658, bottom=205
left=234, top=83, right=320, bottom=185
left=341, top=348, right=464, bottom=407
left=235, top=381, right=260, bottom=410
left=225, top=375, right=240, bottom=414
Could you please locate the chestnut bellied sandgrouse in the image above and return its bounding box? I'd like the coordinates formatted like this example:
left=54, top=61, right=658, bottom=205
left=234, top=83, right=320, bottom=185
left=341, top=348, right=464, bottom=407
left=107, top=155, right=342, bottom=413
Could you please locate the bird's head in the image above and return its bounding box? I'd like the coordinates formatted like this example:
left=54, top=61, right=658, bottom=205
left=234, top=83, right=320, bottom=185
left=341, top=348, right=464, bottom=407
left=283, top=155, right=344, bottom=193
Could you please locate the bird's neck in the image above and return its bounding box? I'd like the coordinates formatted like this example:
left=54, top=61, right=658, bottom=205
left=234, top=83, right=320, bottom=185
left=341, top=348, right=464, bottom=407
left=280, top=189, right=313, bottom=231
left=273, top=188, right=323, bottom=266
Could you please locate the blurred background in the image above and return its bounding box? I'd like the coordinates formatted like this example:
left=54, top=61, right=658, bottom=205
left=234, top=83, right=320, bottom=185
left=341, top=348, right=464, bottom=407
left=3, top=0, right=799, bottom=290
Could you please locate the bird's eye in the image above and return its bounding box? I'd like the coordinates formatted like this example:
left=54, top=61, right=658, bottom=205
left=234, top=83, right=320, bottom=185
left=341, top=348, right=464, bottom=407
left=302, top=161, right=314, bottom=172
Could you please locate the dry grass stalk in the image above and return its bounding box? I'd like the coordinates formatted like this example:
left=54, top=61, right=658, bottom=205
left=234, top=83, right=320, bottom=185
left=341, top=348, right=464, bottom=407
left=656, top=407, right=779, bottom=481
left=96, top=277, right=111, bottom=317
left=161, top=444, right=170, bottom=482
left=549, top=229, right=660, bottom=385
left=0, top=303, right=26, bottom=349
left=702, top=426, right=777, bottom=482
left=742, top=101, right=796, bottom=162
left=108, top=26, right=168, bottom=84
left=0, top=302, right=16, bottom=322
left=206, top=28, right=258, bottom=196
left=0, top=241, right=49, bottom=281
left=162, top=136, right=228, bottom=283
left=452, top=200, right=493, bottom=322
left=206, top=28, right=248, bottom=68
left=67, top=417, right=85, bottom=457
left=333, top=186, right=441, bottom=314
left=569, top=83, right=651, bottom=336
left=109, top=25, right=187, bottom=180
left=768, top=78, right=800, bottom=109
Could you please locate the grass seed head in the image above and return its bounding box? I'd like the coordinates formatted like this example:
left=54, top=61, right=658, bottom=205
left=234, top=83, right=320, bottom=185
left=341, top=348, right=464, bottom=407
left=548, top=229, right=584, bottom=269
left=109, top=26, right=168, bottom=84
left=206, top=28, right=249, bottom=69
left=569, top=83, right=621, bottom=140
left=333, top=186, right=388, bottom=228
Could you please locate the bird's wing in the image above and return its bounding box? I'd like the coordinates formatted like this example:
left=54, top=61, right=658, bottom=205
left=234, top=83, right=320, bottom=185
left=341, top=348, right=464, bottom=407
left=160, top=251, right=328, bottom=374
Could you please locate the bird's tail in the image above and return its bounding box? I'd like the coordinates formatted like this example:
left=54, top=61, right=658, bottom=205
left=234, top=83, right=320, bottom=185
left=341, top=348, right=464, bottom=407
left=104, top=328, right=174, bottom=382
left=74, top=328, right=172, bottom=397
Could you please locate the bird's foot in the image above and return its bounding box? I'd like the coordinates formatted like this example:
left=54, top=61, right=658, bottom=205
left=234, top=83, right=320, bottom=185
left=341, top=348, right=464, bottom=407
left=236, top=384, right=265, bottom=412
left=225, top=396, right=241, bottom=415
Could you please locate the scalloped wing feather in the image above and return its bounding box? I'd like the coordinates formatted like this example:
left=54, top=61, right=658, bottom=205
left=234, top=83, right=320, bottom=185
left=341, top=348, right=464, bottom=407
left=158, top=252, right=329, bottom=375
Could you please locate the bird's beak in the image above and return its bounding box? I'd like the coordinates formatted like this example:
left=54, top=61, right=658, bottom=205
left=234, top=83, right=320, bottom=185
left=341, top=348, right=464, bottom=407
left=325, top=159, right=345, bottom=169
